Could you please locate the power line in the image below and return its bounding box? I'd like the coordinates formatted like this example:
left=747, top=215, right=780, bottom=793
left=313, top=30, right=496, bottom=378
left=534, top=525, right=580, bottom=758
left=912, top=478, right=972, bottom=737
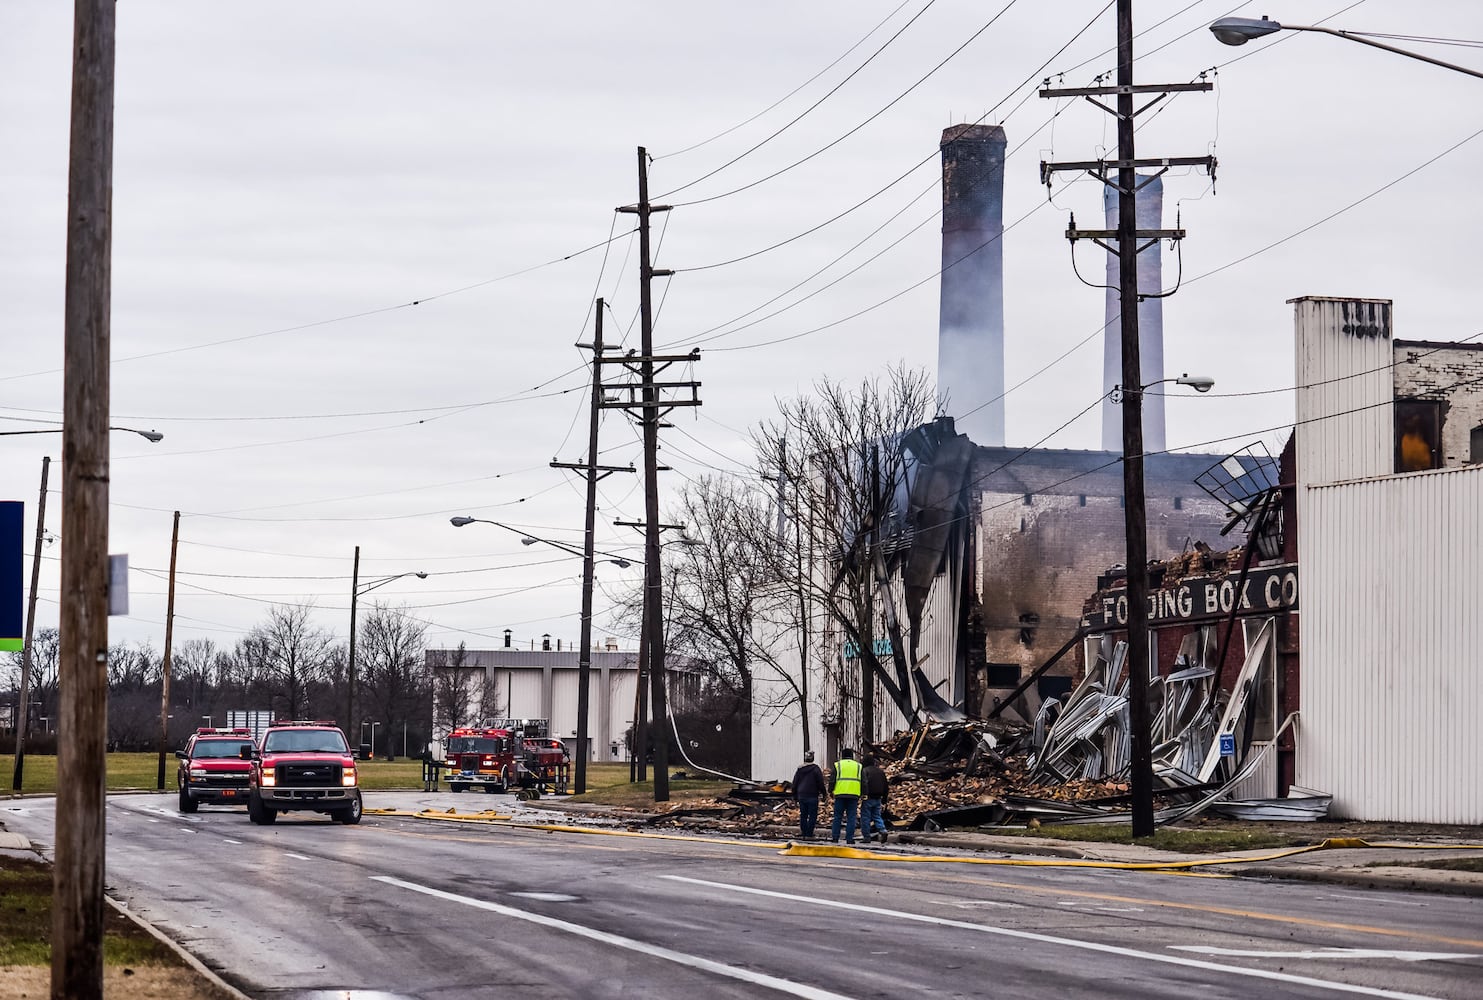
left=654, top=0, right=918, bottom=163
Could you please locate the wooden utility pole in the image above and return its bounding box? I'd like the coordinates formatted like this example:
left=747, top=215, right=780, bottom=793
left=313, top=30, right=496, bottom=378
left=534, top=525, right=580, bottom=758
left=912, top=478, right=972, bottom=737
left=631, top=618, right=648, bottom=783
left=11, top=456, right=50, bottom=791
left=612, top=149, right=700, bottom=800
left=55, top=1, right=116, bottom=995
left=1040, top=0, right=1214, bottom=839
left=348, top=545, right=361, bottom=738
left=552, top=300, right=634, bottom=795
left=155, top=510, right=180, bottom=790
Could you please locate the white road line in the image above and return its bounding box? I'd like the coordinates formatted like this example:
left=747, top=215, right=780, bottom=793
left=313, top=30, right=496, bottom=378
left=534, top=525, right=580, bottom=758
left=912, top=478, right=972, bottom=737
left=1171, top=947, right=1478, bottom=963
left=372, top=875, right=856, bottom=1000
left=664, top=876, right=1447, bottom=1000
left=222, top=838, right=243, bottom=845
left=283, top=853, right=311, bottom=861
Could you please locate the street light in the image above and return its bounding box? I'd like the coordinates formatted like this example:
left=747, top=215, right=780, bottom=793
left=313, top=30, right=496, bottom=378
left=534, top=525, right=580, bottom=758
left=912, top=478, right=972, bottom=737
left=452, top=514, right=638, bottom=793
left=1112, top=373, right=1216, bottom=836
left=0, top=424, right=163, bottom=442
left=347, top=549, right=426, bottom=744
left=450, top=516, right=633, bottom=567
left=1209, top=17, right=1483, bottom=80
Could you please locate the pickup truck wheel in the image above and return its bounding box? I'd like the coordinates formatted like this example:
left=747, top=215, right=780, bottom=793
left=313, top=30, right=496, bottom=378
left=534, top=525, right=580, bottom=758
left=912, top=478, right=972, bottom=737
left=335, top=791, right=363, bottom=825
left=248, top=791, right=277, bottom=825
left=178, top=786, right=198, bottom=814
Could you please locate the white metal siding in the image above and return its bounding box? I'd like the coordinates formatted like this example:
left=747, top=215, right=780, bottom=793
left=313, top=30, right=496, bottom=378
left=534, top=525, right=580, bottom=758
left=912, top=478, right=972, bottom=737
left=502, top=670, right=545, bottom=719
left=607, top=671, right=638, bottom=761
left=551, top=672, right=579, bottom=741
left=1297, top=466, right=1483, bottom=823
left=1293, top=297, right=1392, bottom=487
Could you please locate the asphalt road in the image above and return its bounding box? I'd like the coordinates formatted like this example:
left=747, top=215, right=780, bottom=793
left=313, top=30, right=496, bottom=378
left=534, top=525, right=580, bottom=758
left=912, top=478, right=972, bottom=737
left=3, top=791, right=1481, bottom=1000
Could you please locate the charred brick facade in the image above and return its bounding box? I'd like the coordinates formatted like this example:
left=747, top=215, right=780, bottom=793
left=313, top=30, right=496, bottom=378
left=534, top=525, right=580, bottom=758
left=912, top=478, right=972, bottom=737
left=967, top=446, right=1242, bottom=717
left=1393, top=339, right=1483, bottom=468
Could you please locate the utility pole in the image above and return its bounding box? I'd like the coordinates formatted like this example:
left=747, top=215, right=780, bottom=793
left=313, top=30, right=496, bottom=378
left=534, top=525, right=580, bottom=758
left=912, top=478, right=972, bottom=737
left=613, top=147, right=700, bottom=803
left=552, top=299, right=634, bottom=795
left=55, top=1, right=116, bottom=995
left=348, top=545, right=360, bottom=738
left=631, top=622, right=647, bottom=783
left=12, top=456, right=49, bottom=791
left=1039, top=0, right=1215, bottom=838
left=155, top=510, right=180, bottom=790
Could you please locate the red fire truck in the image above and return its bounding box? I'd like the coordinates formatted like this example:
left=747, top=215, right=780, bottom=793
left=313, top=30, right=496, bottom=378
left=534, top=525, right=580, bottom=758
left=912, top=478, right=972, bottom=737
left=443, top=719, right=569, bottom=798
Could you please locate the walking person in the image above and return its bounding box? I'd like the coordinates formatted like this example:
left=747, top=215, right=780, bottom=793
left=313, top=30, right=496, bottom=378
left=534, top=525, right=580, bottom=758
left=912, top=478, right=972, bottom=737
left=791, top=750, right=826, bottom=839
left=828, top=747, right=863, bottom=844
left=861, top=754, right=889, bottom=844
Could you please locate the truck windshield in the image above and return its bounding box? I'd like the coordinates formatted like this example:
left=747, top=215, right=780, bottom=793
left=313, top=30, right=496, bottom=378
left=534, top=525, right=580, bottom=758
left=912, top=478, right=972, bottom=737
left=263, top=730, right=348, bottom=754
left=447, top=737, right=502, bottom=754
left=192, top=740, right=254, bottom=759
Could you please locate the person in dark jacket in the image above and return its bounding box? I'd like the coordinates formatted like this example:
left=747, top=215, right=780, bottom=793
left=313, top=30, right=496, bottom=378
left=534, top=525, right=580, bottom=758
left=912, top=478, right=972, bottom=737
left=791, top=750, right=827, bottom=839
left=860, top=754, right=889, bottom=844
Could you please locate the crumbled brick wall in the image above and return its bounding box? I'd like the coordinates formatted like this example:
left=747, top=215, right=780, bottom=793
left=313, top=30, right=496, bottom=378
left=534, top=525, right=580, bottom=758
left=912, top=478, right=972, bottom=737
left=1393, top=341, right=1483, bottom=467
left=975, top=486, right=1233, bottom=705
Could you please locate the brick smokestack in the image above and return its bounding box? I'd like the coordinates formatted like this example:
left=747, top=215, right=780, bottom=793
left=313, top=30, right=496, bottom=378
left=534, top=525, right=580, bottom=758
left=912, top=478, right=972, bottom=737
left=938, top=124, right=1007, bottom=447
left=1102, top=174, right=1166, bottom=452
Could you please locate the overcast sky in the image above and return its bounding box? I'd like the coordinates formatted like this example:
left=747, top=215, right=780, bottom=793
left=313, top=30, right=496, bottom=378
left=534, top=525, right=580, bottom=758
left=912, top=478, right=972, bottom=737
left=3, top=1, right=1479, bottom=657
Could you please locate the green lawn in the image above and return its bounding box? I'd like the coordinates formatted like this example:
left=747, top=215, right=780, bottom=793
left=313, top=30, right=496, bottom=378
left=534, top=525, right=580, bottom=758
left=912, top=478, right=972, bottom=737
left=0, top=753, right=427, bottom=794
left=0, top=855, right=181, bottom=966
left=991, top=823, right=1299, bottom=853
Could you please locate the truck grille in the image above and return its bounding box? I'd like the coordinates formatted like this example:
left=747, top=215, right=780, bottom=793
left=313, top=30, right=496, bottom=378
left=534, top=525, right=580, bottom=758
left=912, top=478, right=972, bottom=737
left=275, top=763, right=343, bottom=787
left=197, top=773, right=249, bottom=788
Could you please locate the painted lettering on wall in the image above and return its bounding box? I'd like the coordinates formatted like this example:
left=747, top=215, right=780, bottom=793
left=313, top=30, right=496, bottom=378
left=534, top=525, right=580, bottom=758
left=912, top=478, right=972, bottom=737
left=1082, top=563, right=1298, bottom=630
left=843, top=638, right=894, bottom=660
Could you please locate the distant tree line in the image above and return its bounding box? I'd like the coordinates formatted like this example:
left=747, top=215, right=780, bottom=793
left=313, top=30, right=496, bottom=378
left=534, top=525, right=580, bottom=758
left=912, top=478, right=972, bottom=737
left=1, top=601, right=430, bottom=759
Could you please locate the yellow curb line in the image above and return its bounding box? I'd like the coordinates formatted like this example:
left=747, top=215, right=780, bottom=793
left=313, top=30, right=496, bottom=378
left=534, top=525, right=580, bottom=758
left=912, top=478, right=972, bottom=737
left=366, top=811, right=1483, bottom=871
left=780, top=837, right=1483, bottom=870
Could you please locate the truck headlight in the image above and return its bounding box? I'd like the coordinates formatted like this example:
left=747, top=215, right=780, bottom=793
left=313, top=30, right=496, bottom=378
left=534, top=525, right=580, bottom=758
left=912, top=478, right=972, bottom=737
left=260, top=769, right=276, bottom=787
left=189, top=768, right=207, bottom=780
left=342, top=767, right=357, bottom=787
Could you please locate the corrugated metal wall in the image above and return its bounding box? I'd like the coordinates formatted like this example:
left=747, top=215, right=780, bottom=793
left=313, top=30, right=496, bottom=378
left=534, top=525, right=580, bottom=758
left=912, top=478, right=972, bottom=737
left=606, top=671, right=638, bottom=761
left=1293, top=296, right=1392, bottom=484
left=551, top=671, right=579, bottom=741
left=500, top=670, right=545, bottom=719
left=1298, top=467, right=1483, bottom=823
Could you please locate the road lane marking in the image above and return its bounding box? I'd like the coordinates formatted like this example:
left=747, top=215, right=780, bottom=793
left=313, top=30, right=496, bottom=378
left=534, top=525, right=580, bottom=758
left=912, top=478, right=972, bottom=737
left=666, top=876, right=1448, bottom=1000
left=510, top=891, right=579, bottom=902
left=1171, top=947, right=1478, bottom=962
left=222, top=839, right=242, bottom=845
left=849, top=866, right=1483, bottom=950
left=372, top=875, right=856, bottom=1000
left=283, top=853, right=311, bottom=861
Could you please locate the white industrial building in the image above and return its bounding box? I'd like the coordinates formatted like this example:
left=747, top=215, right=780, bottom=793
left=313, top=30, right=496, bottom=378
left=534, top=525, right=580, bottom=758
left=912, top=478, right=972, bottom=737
left=426, top=640, right=639, bottom=762
left=1292, top=296, right=1483, bottom=824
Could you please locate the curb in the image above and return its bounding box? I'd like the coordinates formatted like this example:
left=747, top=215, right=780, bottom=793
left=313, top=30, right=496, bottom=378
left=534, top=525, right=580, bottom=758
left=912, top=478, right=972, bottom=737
left=106, top=893, right=254, bottom=1000
left=1232, top=863, right=1483, bottom=898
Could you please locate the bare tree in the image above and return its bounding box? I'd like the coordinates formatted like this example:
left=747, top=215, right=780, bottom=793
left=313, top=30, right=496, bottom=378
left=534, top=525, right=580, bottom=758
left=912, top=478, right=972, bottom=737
left=753, top=365, right=936, bottom=746
left=431, top=642, right=497, bottom=736
left=357, top=602, right=429, bottom=757
left=5, top=627, right=60, bottom=720
left=251, top=603, right=333, bottom=720
left=660, top=475, right=814, bottom=751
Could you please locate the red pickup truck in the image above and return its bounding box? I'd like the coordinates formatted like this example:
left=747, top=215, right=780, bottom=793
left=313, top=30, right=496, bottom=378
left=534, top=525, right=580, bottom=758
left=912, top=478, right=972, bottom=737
left=242, top=720, right=362, bottom=825
left=176, top=727, right=256, bottom=812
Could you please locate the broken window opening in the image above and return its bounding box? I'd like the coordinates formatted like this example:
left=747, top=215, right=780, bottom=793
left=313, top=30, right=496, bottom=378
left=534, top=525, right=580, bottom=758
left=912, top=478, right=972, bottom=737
left=1394, top=399, right=1442, bottom=473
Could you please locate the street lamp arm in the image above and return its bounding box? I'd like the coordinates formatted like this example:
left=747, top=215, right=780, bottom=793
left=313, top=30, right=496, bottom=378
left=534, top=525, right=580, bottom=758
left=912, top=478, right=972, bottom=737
left=357, top=570, right=428, bottom=596
left=452, top=515, right=634, bottom=564
left=1210, top=17, right=1483, bottom=80
left=0, top=425, right=163, bottom=442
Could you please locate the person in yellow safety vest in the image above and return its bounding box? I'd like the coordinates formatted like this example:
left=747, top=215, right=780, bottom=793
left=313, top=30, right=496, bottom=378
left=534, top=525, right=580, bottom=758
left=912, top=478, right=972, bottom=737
left=829, top=747, right=863, bottom=844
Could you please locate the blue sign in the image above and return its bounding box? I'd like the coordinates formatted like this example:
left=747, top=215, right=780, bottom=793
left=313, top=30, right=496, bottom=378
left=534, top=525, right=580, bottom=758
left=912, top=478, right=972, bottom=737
left=1218, top=733, right=1236, bottom=757
left=1, top=502, right=22, bottom=652
left=842, top=638, right=894, bottom=660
